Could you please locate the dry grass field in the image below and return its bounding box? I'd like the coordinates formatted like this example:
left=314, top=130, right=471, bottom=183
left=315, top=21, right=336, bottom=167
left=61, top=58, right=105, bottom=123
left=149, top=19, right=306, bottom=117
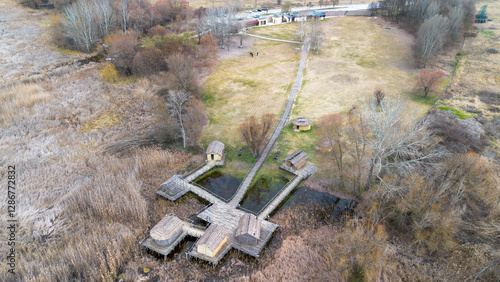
left=235, top=17, right=445, bottom=172
left=439, top=0, right=500, bottom=154
left=0, top=0, right=80, bottom=80
left=202, top=39, right=300, bottom=150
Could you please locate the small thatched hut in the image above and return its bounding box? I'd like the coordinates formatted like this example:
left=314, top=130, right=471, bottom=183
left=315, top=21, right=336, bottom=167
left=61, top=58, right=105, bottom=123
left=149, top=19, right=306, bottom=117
left=150, top=214, right=184, bottom=247
left=235, top=213, right=262, bottom=245
left=207, top=141, right=225, bottom=161
left=316, top=136, right=334, bottom=152
left=197, top=224, right=227, bottom=257
left=283, top=150, right=308, bottom=170
left=292, top=117, right=313, bottom=131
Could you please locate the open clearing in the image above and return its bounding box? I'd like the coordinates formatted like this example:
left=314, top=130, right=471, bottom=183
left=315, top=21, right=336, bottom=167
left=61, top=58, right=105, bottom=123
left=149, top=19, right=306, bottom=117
left=202, top=39, right=300, bottom=152
left=214, top=16, right=444, bottom=174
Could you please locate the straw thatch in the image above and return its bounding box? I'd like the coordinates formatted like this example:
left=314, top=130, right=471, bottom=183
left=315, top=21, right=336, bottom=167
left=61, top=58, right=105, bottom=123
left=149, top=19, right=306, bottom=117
left=283, top=150, right=309, bottom=169
left=235, top=213, right=262, bottom=245
left=292, top=117, right=313, bottom=127
left=150, top=214, right=184, bottom=245
left=207, top=141, right=225, bottom=156
left=197, top=224, right=227, bottom=256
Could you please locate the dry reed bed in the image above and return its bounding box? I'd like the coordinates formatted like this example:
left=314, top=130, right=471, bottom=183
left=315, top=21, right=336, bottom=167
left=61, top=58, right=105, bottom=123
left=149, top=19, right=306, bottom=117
left=0, top=61, right=199, bottom=280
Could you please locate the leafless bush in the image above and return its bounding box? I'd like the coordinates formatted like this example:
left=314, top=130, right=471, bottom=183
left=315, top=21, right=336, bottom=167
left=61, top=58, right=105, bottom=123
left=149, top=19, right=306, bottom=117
left=427, top=110, right=488, bottom=153
left=252, top=218, right=397, bottom=281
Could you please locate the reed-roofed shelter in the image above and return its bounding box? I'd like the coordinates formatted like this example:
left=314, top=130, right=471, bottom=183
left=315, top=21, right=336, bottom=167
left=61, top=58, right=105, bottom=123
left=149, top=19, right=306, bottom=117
left=292, top=117, right=313, bottom=131
left=283, top=150, right=308, bottom=170
left=196, top=224, right=228, bottom=257
left=150, top=214, right=184, bottom=247
left=316, top=136, right=334, bottom=152
left=235, top=213, right=262, bottom=245
left=207, top=141, right=225, bottom=161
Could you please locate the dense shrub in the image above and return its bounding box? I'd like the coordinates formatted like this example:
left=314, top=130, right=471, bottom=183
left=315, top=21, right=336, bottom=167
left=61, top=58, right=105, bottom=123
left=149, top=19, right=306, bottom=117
left=108, top=32, right=139, bottom=75
left=132, top=46, right=167, bottom=76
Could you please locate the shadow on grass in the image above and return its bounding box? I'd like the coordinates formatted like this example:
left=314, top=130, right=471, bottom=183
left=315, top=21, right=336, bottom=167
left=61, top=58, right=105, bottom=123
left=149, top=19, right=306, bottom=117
left=408, top=90, right=440, bottom=106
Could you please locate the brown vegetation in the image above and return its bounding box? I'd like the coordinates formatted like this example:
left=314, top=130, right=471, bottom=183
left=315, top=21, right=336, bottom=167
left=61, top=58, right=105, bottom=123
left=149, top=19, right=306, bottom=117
left=416, top=69, right=445, bottom=97
left=239, top=113, right=276, bottom=158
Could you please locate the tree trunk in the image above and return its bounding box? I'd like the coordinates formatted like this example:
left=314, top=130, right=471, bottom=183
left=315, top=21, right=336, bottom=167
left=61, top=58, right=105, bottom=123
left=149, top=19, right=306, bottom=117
left=179, top=115, right=187, bottom=148
left=365, top=159, right=376, bottom=191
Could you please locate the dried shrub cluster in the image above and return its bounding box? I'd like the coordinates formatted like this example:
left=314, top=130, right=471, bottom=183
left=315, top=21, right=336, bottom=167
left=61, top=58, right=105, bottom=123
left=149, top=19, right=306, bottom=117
left=363, top=152, right=499, bottom=279
left=250, top=218, right=397, bottom=281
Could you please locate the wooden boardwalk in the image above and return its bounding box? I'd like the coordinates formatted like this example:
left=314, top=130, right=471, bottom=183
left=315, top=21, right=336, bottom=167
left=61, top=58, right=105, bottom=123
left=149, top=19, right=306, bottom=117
left=258, top=162, right=318, bottom=219
left=146, top=38, right=314, bottom=266
left=228, top=38, right=311, bottom=208
left=158, top=175, right=224, bottom=204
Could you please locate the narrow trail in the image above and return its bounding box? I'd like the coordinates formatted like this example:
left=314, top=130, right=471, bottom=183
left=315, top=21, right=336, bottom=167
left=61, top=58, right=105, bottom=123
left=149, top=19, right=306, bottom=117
left=228, top=38, right=311, bottom=208
left=244, top=33, right=302, bottom=44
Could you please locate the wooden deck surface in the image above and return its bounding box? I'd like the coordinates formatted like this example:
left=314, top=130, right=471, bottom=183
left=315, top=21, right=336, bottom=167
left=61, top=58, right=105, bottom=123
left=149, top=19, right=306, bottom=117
left=198, top=202, right=278, bottom=258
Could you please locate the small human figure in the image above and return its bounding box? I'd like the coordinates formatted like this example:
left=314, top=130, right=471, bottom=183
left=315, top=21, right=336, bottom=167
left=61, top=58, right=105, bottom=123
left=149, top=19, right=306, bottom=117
left=250, top=52, right=254, bottom=57
left=257, top=52, right=259, bottom=56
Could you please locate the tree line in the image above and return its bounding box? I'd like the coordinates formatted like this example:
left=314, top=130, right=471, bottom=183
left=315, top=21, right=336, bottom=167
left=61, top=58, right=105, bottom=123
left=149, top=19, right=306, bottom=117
left=48, top=0, right=201, bottom=53
left=371, top=0, right=476, bottom=68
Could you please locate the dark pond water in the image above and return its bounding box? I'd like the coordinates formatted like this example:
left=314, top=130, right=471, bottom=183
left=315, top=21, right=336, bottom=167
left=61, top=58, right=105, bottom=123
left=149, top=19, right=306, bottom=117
left=195, top=171, right=242, bottom=201
left=276, top=186, right=357, bottom=219
left=239, top=175, right=291, bottom=214
left=196, top=171, right=356, bottom=218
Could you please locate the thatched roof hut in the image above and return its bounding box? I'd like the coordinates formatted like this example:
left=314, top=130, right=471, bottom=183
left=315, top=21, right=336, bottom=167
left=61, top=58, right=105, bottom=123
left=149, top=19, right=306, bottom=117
left=316, top=136, right=334, bottom=152
left=292, top=117, right=313, bottom=131
left=283, top=150, right=308, bottom=169
left=207, top=141, right=225, bottom=161
left=197, top=224, right=227, bottom=257
left=150, top=214, right=184, bottom=247
left=235, top=213, right=262, bottom=245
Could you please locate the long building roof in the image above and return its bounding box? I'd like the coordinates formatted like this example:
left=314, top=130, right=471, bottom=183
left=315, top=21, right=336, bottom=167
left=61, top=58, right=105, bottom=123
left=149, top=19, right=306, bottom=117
left=235, top=213, right=262, bottom=239
left=283, top=150, right=308, bottom=167
left=197, top=224, right=227, bottom=252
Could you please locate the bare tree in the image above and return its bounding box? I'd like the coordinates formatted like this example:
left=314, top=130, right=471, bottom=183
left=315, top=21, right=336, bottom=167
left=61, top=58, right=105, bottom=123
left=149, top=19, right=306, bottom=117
left=61, top=0, right=99, bottom=52
left=93, top=0, right=114, bottom=37
left=197, top=6, right=238, bottom=49
left=239, top=114, right=276, bottom=157
left=166, top=54, right=201, bottom=98
left=409, top=0, right=434, bottom=27
left=414, top=15, right=449, bottom=68
left=166, top=90, right=191, bottom=148
left=447, top=5, right=465, bottom=46
left=362, top=98, right=443, bottom=190
left=281, top=2, right=292, bottom=13
left=115, top=0, right=131, bottom=32
left=373, top=88, right=385, bottom=106
left=416, top=70, right=444, bottom=98
left=319, top=110, right=367, bottom=195
left=297, top=20, right=307, bottom=43
left=310, top=18, right=323, bottom=54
